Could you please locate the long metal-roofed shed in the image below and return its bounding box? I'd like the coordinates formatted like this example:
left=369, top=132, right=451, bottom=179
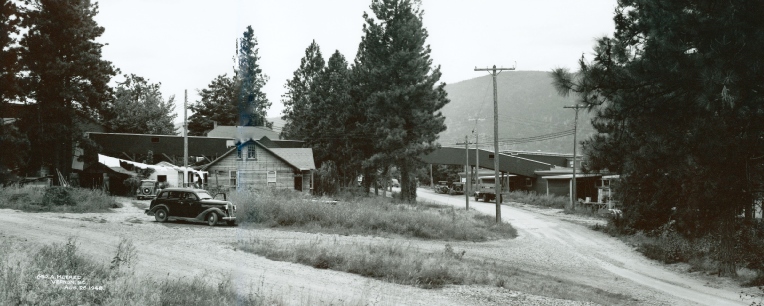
left=420, top=146, right=599, bottom=200
left=87, top=132, right=230, bottom=163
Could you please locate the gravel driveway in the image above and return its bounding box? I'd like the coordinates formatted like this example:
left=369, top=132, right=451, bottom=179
left=0, top=191, right=754, bottom=305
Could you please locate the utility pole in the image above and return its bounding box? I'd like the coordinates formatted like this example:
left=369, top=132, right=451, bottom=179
left=469, top=117, right=486, bottom=195
left=184, top=89, right=188, bottom=187
left=564, top=104, right=585, bottom=209
left=464, top=135, right=470, bottom=210
left=475, top=64, right=515, bottom=223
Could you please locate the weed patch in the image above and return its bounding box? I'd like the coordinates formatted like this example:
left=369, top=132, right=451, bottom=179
left=0, top=186, right=120, bottom=212
left=505, top=191, right=568, bottom=209
left=236, top=237, right=633, bottom=304
left=233, top=189, right=516, bottom=241
left=0, top=236, right=278, bottom=305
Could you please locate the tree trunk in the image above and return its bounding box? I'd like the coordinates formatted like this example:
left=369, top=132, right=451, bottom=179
left=399, top=159, right=417, bottom=203
left=717, top=218, right=737, bottom=277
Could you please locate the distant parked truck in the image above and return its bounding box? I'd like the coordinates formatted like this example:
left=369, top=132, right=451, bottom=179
left=474, top=176, right=497, bottom=202
left=449, top=181, right=464, bottom=195
left=435, top=181, right=450, bottom=194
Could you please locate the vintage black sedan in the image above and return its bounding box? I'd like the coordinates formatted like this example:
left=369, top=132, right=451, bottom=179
left=145, top=188, right=236, bottom=226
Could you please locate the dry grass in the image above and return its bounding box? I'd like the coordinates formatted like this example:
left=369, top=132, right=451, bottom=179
left=0, top=236, right=282, bottom=306
left=505, top=191, right=568, bottom=209
left=0, top=186, right=120, bottom=213
left=233, top=189, right=517, bottom=241
left=236, top=237, right=635, bottom=305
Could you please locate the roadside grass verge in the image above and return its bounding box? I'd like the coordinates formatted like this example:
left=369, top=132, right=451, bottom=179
left=0, top=186, right=121, bottom=212
left=0, top=236, right=279, bottom=306
left=236, top=237, right=634, bottom=305
left=592, top=220, right=764, bottom=287
left=505, top=191, right=568, bottom=209
left=505, top=190, right=610, bottom=218
left=232, top=189, right=516, bottom=241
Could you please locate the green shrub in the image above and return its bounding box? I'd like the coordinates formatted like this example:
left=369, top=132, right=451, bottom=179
left=42, top=186, right=76, bottom=206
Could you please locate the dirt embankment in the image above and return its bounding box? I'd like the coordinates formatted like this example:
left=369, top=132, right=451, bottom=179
left=0, top=193, right=756, bottom=305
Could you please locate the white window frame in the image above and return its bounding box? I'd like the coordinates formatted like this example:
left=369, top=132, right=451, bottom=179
left=267, top=171, right=277, bottom=185
left=229, top=170, right=238, bottom=189
left=247, top=143, right=257, bottom=160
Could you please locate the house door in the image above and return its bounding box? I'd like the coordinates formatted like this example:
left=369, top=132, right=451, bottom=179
left=294, top=175, right=302, bottom=191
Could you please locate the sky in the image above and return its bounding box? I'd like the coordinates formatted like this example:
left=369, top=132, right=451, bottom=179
left=93, top=0, right=617, bottom=128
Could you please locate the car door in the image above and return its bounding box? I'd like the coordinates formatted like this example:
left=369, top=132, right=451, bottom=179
left=184, top=192, right=201, bottom=218
left=166, top=191, right=182, bottom=217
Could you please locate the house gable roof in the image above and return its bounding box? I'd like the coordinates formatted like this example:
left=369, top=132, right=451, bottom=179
left=200, top=140, right=316, bottom=171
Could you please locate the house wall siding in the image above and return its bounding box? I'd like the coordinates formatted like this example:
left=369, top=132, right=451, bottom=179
left=206, top=146, right=309, bottom=191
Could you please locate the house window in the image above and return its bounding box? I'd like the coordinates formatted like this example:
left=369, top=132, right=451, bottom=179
left=151, top=137, right=160, bottom=143
left=267, top=171, right=277, bottom=186
left=229, top=170, right=238, bottom=189
left=247, top=144, right=257, bottom=160
left=236, top=146, right=242, bottom=160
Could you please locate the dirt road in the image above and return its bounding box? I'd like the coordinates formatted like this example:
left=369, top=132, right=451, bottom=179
left=417, top=188, right=751, bottom=306
left=0, top=191, right=755, bottom=305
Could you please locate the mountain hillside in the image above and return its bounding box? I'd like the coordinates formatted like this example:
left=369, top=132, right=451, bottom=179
left=439, top=71, right=596, bottom=154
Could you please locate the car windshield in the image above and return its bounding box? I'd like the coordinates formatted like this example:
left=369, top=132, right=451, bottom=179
left=196, top=191, right=213, bottom=200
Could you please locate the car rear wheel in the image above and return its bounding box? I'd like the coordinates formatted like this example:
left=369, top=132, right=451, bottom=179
left=207, top=213, right=218, bottom=226
left=155, top=208, right=168, bottom=222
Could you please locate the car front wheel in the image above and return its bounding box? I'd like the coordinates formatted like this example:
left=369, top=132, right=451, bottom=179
left=207, top=213, right=218, bottom=226
left=155, top=208, right=168, bottom=222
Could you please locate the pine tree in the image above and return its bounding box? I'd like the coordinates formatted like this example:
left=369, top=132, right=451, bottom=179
left=0, top=0, right=29, bottom=182
left=551, top=0, right=764, bottom=276
left=104, top=74, right=177, bottom=135
left=237, top=25, right=270, bottom=128
left=188, top=74, right=238, bottom=136
left=189, top=26, right=270, bottom=135
left=19, top=0, right=115, bottom=178
left=281, top=40, right=325, bottom=140
left=353, top=0, right=449, bottom=202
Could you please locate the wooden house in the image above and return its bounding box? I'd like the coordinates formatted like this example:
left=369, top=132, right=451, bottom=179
left=201, top=137, right=315, bottom=192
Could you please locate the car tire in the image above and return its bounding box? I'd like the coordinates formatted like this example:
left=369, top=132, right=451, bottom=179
left=207, top=213, right=218, bottom=226
left=155, top=208, right=168, bottom=223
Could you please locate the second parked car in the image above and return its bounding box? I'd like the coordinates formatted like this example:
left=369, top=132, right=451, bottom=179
left=145, top=188, right=236, bottom=226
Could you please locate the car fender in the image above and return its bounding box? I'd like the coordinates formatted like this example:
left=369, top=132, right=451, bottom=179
left=146, top=204, right=170, bottom=215
left=194, top=207, right=226, bottom=221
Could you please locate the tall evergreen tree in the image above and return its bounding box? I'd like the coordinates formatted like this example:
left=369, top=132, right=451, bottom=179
left=0, top=0, right=29, bottom=182
left=19, top=0, right=115, bottom=178
left=188, top=74, right=237, bottom=136
left=281, top=40, right=325, bottom=140
left=189, top=26, right=270, bottom=135
left=237, top=25, right=270, bottom=128
left=551, top=0, right=764, bottom=276
left=353, top=0, right=449, bottom=202
left=104, top=74, right=177, bottom=135
left=0, top=0, right=20, bottom=104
